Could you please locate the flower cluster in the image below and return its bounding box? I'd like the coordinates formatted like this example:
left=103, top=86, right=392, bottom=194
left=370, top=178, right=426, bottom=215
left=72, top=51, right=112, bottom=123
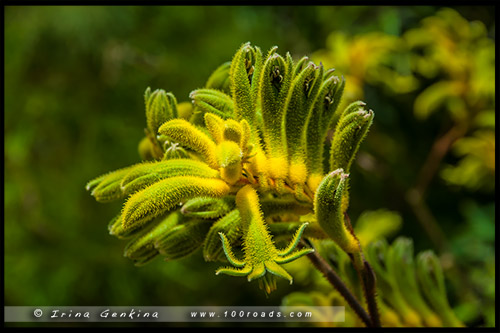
left=86, top=42, right=374, bottom=294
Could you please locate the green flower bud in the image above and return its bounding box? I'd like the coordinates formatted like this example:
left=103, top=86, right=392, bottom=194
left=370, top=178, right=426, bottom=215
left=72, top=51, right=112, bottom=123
left=284, top=62, right=323, bottom=165
left=314, top=169, right=360, bottom=254
left=181, top=196, right=235, bottom=219
left=306, top=74, right=345, bottom=176
left=86, top=165, right=135, bottom=203
left=108, top=214, right=144, bottom=239
left=259, top=48, right=293, bottom=162
left=330, top=101, right=374, bottom=174
left=123, top=211, right=183, bottom=266
left=120, top=159, right=219, bottom=196
left=144, top=88, right=178, bottom=139
left=155, top=219, right=213, bottom=260
left=122, top=176, right=230, bottom=232
left=229, top=42, right=262, bottom=128
left=190, top=88, right=234, bottom=120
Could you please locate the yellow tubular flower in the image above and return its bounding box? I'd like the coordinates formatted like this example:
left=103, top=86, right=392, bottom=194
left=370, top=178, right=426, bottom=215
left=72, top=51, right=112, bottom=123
left=216, top=185, right=313, bottom=294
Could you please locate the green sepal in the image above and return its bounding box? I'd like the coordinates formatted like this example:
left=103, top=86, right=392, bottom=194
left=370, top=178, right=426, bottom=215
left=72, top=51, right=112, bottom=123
left=215, top=265, right=252, bottom=277
left=337, top=100, right=367, bottom=125
left=264, top=261, right=293, bottom=284
left=274, top=222, right=311, bottom=258
left=121, top=176, right=230, bottom=232
left=155, top=219, right=213, bottom=260
left=181, top=196, right=235, bottom=219
left=218, top=231, right=246, bottom=268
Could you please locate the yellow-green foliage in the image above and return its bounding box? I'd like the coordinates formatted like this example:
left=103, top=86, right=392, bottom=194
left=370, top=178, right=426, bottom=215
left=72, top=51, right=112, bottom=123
left=282, top=236, right=463, bottom=328
left=313, top=8, right=495, bottom=192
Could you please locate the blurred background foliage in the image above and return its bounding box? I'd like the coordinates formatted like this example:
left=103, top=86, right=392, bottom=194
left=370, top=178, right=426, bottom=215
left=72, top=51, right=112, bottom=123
left=4, top=5, right=495, bottom=327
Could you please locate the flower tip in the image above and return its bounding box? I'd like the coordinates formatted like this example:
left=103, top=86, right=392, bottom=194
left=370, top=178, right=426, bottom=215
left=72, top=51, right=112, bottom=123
left=329, top=168, right=344, bottom=176
left=365, top=109, right=375, bottom=118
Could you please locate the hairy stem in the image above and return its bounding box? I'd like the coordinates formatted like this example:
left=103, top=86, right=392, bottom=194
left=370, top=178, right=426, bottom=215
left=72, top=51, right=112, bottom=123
left=361, top=260, right=381, bottom=327
left=344, top=213, right=381, bottom=327
left=303, top=240, right=373, bottom=327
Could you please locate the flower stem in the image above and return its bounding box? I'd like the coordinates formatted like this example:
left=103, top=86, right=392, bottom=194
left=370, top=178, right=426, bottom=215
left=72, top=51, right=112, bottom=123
left=361, top=260, right=381, bottom=327
left=304, top=240, right=373, bottom=327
